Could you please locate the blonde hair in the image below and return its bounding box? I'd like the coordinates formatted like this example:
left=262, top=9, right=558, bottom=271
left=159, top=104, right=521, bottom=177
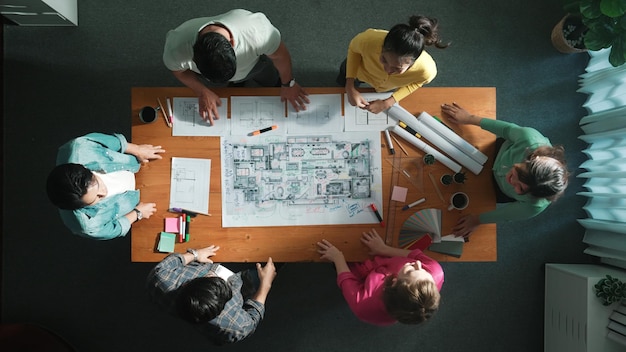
left=382, top=275, right=440, bottom=324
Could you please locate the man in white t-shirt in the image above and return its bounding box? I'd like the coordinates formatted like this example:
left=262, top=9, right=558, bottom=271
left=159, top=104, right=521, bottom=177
left=163, top=9, right=309, bottom=125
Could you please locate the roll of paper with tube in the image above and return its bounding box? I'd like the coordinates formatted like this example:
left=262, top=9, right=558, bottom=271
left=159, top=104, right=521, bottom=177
left=391, top=125, right=462, bottom=173
left=388, top=105, right=484, bottom=175
left=416, top=111, right=488, bottom=165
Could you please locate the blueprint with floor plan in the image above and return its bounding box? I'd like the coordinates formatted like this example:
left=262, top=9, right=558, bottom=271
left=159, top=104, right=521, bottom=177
left=220, top=132, right=383, bottom=227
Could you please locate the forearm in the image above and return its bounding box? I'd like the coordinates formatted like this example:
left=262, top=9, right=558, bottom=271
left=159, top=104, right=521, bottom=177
left=333, top=258, right=350, bottom=275
left=267, top=42, right=294, bottom=84
left=252, top=284, right=271, bottom=305
left=172, top=70, right=213, bottom=97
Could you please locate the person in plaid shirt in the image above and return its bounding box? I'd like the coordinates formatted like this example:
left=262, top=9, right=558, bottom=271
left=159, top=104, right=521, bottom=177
left=146, top=245, right=276, bottom=345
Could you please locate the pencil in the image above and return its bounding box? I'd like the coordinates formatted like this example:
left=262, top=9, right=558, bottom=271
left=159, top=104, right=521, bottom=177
left=157, top=98, right=172, bottom=127
left=390, top=134, right=409, bottom=156
left=429, top=172, right=446, bottom=204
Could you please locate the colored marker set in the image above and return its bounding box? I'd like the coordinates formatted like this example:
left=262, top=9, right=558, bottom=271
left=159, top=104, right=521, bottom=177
left=164, top=213, right=192, bottom=243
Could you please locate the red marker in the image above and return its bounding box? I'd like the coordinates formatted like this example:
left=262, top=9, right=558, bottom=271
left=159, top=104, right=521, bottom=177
left=370, top=203, right=385, bottom=227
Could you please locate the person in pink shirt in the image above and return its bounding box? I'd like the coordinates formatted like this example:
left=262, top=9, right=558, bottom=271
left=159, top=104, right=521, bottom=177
left=317, top=229, right=443, bottom=326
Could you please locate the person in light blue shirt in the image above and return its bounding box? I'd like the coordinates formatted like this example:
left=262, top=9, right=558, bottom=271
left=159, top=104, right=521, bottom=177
left=46, top=133, right=165, bottom=240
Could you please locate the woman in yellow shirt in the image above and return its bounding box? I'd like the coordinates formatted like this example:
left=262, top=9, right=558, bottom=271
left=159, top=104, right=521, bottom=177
left=339, top=15, right=448, bottom=113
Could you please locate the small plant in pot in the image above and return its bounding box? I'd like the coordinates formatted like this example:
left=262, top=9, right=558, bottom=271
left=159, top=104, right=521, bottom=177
left=552, top=0, right=626, bottom=67
left=594, top=274, right=626, bottom=306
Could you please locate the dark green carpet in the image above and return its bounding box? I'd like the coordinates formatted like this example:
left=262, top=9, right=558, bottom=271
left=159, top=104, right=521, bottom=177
left=2, top=1, right=591, bottom=351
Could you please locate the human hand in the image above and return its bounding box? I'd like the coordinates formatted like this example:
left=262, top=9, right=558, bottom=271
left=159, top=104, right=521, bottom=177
left=198, top=89, right=222, bottom=125
left=133, top=144, right=165, bottom=163
left=360, top=229, right=389, bottom=256
left=452, top=214, right=481, bottom=238
left=317, top=239, right=345, bottom=263
left=347, top=90, right=369, bottom=109
left=365, top=99, right=391, bottom=114
left=281, top=84, right=310, bottom=112
left=256, top=257, right=277, bottom=289
left=134, top=202, right=157, bottom=219
left=441, top=102, right=480, bottom=125
left=196, top=245, right=220, bottom=263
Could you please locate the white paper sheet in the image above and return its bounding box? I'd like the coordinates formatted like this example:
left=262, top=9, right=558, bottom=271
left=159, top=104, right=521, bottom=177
left=172, top=97, right=229, bottom=136
left=169, top=157, right=211, bottom=214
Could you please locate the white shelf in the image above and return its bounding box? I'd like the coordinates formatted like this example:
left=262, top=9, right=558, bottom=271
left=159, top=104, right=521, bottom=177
left=545, top=263, right=626, bottom=352
left=0, top=0, right=77, bottom=26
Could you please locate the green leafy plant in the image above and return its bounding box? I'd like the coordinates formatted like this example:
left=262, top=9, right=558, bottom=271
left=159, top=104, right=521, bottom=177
left=594, top=274, right=626, bottom=306
left=564, top=0, right=626, bottom=66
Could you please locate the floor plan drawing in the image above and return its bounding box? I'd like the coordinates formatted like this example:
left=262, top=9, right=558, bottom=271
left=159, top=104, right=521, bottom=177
left=344, top=93, right=395, bottom=132
left=287, top=94, right=343, bottom=134
left=169, top=157, right=211, bottom=215
left=172, top=97, right=229, bottom=136
left=221, top=132, right=383, bottom=227
left=231, top=96, right=286, bottom=136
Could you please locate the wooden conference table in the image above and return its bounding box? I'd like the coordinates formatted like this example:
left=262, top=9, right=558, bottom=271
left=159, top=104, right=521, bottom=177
left=131, top=87, right=496, bottom=263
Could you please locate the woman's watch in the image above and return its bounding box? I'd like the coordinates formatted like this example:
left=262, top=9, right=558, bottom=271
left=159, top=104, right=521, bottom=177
left=133, top=208, right=143, bottom=220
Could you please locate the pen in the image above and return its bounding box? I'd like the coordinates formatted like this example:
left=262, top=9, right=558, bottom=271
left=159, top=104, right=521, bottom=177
left=384, top=129, right=395, bottom=155
left=402, top=198, right=426, bottom=211
left=369, top=203, right=385, bottom=227
left=250, top=125, right=278, bottom=136
left=390, top=133, right=409, bottom=156
left=185, top=215, right=190, bottom=242
left=166, top=97, right=174, bottom=124
left=157, top=97, right=172, bottom=127
left=398, top=121, right=421, bottom=138
left=179, top=215, right=184, bottom=243
left=168, top=208, right=211, bottom=217
left=428, top=172, right=446, bottom=204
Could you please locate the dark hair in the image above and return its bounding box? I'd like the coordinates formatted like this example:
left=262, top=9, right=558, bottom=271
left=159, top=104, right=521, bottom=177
left=516, top=145, right=569, bottom=201
left=46, top=163, right=93, bottom=210
left=193, top=32, right=236, bottom=83
left=383, top=15, right=449, bottom=60
left=382, top=275, right=440, bottom=324
left=176, top=277, right=232, bottom=324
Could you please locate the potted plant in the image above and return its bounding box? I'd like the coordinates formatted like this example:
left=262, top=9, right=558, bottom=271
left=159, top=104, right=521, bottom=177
left=552, top=0, right=626, bottom=67
left=594, top=274, right=626, bottom=306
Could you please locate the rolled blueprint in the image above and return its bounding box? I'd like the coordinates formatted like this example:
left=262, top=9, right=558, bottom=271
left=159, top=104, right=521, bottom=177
left=388, top=105, right=483, bottom=175
left=391, top=125, right=462, bottom=173
left=416, top=111, right=488, bottom=165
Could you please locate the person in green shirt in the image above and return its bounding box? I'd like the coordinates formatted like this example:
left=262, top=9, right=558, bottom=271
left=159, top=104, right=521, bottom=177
left=441, top=102, right=569, bottom=238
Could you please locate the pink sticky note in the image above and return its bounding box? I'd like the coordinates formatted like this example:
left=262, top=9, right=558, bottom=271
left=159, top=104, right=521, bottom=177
left=391, top=186, right=408, bottom=202
left=164, top=217, right=180, bottom=233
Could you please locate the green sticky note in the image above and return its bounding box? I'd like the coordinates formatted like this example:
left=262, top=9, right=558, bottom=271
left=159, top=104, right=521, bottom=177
left=157, top=232, right=176, bottom=253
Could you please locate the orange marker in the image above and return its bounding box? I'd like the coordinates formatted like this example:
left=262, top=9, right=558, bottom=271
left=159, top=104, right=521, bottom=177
left=250, top=125, right=278, bottom=136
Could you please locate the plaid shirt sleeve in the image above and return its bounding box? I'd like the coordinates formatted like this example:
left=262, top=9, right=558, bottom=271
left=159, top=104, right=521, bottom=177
left=146, top=253, right=214, bottom=312
left=147, top=254, right=266, bottom=344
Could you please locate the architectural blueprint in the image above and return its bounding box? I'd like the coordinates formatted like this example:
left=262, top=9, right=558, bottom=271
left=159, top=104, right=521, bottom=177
left=287, top=94, right=343, bottom=133
left=169, top=157, right=211, bottom=214
left=344, top=92, right=395, bottom=131
left=230, top=96, right=286, bottom=136
left=172, top=97, right=229, bottom=136
left=220, top=132, right=383, bottom=227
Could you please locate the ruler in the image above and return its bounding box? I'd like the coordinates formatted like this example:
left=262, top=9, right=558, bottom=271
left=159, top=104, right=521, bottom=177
left=385, top=155, right=401, bottom=245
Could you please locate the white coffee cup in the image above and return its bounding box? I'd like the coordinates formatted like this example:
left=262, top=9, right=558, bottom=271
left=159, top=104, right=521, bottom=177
left=448, top=192, right=469, bottom=211
left=139, top=106, right=160, bottom=123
